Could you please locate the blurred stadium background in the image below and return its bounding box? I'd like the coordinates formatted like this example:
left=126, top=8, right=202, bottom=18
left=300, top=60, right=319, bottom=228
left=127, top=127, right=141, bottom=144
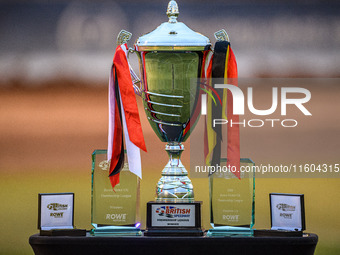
left=0, top=0, right=339, bottom=254
left=1, top=0, right=339, bottom=86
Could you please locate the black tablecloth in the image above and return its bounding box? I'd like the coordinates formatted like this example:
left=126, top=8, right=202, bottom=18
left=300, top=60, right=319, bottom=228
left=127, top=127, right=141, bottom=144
left=29, top=232, right=318, bottom=255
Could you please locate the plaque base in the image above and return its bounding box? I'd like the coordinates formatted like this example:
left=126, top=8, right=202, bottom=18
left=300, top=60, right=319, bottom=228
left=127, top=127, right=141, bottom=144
left=40, top=229, right=86, bottom=236
left=91, top=225, right=142, bottom=236
left=254, top=229, right=303, bottom=237
left=146, top=201, right=203, bottom=236
left=144, top=228, right=203, bottom=236
left=207, top=226, right=253, bottom=237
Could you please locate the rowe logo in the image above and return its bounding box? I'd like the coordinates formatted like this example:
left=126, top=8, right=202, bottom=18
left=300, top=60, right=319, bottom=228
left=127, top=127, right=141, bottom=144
left=50, top=212, right=64, bottom=218
left=280, top=213, right=293, bottom=219
left=223, top=214, right=239, bottom=221
left=106, top=213, right=127, bottom=221
left=156, top=206, right=191, bottom=218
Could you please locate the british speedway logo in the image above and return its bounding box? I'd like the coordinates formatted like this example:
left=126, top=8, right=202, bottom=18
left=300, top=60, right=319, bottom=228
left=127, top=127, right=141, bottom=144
left=47, top=203, right=68, bottom=211
left=276, top=203, right=296, bottom=212
left=99, top=160, right=109, bottom=171
left=155, top=206, right=191, bottom=218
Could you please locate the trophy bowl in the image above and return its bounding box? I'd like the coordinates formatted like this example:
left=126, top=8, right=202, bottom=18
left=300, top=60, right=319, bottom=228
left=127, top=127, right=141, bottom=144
left=133, top=0, right=211, bottom=202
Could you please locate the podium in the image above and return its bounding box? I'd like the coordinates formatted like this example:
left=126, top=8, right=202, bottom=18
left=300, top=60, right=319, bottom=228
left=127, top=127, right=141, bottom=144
left=29, top=232, right=318, bottom=255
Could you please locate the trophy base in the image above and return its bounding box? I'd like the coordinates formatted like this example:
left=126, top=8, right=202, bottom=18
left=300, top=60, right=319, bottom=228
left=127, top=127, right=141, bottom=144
left=207, top=226, right=254, bottom=237
left=144, top=228, right=203, bottom=236
left=91, top=225, right=142, bottom=236
left=146, top=201, right=203, bottom=236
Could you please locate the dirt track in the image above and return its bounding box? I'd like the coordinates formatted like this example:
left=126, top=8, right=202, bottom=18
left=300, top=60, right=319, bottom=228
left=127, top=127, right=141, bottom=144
left=0, top=84, right=166, bottom=173
left=0, top=80, right=339, bottom=174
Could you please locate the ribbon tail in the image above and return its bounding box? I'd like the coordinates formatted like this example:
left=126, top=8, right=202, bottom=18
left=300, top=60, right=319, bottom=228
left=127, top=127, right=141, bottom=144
left=114, top=44, right=147, bottom=152
left=108, top=67, right=124, bottom=189
left=107, top=44, right=146, bottom=189
left=107, top=66, right=115, bottom=163
left=119, top=92, right=142, bottom=179
left=226, top=47, right=240, bottom=179
left=211, top=42, right=229, bottom=167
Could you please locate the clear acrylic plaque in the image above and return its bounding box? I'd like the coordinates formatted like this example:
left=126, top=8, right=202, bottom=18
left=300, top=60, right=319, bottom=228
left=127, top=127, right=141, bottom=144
left=207, top=158, right=255, bottom=237
left=91, top=150, right=141, bottom=236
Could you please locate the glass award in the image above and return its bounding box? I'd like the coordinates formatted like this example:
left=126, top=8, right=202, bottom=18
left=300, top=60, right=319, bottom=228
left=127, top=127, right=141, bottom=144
left=207, top=158, right=255, bottom=237
left=91, top=150, right=141, bottom=236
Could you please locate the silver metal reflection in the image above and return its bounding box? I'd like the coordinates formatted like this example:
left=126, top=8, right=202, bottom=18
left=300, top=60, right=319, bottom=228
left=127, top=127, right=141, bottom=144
left=156, top=143, right=194, bottom=202
left=166, top=0, right=179, bottom=23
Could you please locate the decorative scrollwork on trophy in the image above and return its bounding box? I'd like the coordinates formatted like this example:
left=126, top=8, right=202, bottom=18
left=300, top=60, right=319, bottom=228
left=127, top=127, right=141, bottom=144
left=116, top=30, right=132, bottom=46
left=214, top=29, right=230, bottom=42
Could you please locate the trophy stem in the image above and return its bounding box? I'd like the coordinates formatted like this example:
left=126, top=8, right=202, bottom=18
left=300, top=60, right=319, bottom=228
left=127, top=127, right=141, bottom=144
left=156, top=142, right=194, bottom=203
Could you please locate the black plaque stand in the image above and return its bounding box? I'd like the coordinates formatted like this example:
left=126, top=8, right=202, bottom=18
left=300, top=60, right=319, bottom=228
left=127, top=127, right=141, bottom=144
left=40, top=229, right=86, bottom=236
left=145, top=201, right=203, bottom=236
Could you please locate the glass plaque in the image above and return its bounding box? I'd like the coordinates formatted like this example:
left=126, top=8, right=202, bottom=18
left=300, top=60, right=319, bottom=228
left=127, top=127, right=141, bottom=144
left=91, top=150, right=141, bottom=236
left=207, top=158, right=255, bottom=236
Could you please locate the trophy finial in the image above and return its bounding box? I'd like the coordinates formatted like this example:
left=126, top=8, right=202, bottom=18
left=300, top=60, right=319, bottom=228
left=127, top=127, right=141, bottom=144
left=167, top=0, right=179, bottom=23
left=214, top=29, right=230, bottom=42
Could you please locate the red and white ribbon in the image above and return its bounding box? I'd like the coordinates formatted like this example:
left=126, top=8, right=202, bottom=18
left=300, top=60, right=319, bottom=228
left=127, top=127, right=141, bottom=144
left=107, top=44, right=146, bottom=189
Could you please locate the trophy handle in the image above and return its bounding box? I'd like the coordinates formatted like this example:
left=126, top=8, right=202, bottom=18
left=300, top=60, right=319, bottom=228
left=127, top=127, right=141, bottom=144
left=214, top=29, right=230, bottom=42
left=117, top=30, right=142, bottom=97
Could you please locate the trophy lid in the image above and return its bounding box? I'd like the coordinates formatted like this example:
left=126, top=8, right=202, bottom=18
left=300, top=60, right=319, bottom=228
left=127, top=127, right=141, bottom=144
left=135, top=0, right=211, bottom=51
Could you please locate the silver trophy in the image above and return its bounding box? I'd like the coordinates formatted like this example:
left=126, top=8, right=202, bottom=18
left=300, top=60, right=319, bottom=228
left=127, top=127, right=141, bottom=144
left=116, top=1, right=240, bottom=236
left=119, top=0, right=211, bottom=203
